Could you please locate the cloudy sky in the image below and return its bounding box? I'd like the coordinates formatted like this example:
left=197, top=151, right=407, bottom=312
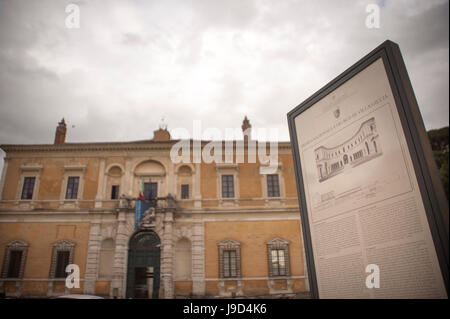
left=0, top=0, right=448, bottom=170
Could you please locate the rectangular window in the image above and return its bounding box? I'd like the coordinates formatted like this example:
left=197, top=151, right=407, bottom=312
left=221, top=175, right=234, bottom=198
left=111, top=185, right=120, bottom=200
left=21, top=177, right=36, bottom=200
left=7, top=250, right=23, bottom=278
left=223, top=250, right=237, bottom=278
left=65, top=176, right=79, bottom=200
left=270, top=249, right=287, bottom=276
left=144, top=182, right=158, bottom=199
left=55, top=251, right=70, bottom=278
left=267, top=174, right=280, bottom=197
left=181, top=184, right=189, bottom=199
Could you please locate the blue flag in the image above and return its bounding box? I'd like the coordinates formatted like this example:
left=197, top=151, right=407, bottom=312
left=148, top=187, right=153, bottom=200
left=135, top=199, right=150, bottom=230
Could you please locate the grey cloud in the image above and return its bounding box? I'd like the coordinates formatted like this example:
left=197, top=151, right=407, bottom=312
left=122, top=32, right=145, bottom=46
left=0, top=0, right=448, bottom=151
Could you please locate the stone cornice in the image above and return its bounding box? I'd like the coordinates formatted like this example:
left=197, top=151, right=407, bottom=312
left=0, top=140, right=179, bottom=153
left=0, top=139, right=293, bottom=155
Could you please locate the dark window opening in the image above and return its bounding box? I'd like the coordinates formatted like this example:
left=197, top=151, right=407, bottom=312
left=267, top=174, right=280, bottom=197
left=144, top=182, right=158, bottom=200
left=7, top=250, right=23, bottom=278
left=223, top=250, right=237, bottom=278
left=65, top=176, right=79, bottom=200
left=221, top=175, right=234, bottom=198
left=181, top=184, right=189, bottom=199
left=111, top=185, right=120, bottom=200
left=21, top=177, right=35, bottom=200
left=55, top=251, right=70, bottom=278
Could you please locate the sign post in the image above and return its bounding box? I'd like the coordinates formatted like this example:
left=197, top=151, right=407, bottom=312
left=287, top=40, right=448, bottom=298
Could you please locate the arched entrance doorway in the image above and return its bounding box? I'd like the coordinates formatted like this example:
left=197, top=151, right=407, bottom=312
left=126, top=230, right=161, bottom=298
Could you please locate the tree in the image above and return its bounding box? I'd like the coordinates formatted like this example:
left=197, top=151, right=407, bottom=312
left=428, top=127, right=449, bottom=201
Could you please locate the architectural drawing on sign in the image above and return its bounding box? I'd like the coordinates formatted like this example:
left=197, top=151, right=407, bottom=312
left=314, top=117, right=382, bottom=182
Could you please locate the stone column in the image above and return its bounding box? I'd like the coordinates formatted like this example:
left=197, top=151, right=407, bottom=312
left=95, top=158, right=106, bottom=208
left=112, top=210, right=131, bottom=298
left=161, top=211, right=174, bottom=299
left=84, top=221, right=102, bottom=294
left=124, top=157, right=133, bottom=196
left=167, top=160, right=175, bottom=196
left=191, top=221, right=205, bottom=296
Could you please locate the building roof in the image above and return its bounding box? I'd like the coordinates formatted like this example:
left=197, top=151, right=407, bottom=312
left=0, top=139, right=293, bottom=154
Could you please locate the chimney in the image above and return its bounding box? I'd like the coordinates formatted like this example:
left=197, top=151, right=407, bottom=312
left=152, top=118, right=171, bottom=142
left=152, top=128, right=171, bottom=141
left=242, top=116, right=252, bottom=142
left=54, top=118, right=67, bottom=144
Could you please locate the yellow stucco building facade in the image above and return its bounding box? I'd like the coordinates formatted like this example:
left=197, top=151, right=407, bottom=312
left=0, top=118, right=309, bottom=298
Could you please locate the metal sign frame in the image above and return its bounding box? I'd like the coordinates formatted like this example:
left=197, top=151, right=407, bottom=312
left=287, top=40, right=449, bottom=298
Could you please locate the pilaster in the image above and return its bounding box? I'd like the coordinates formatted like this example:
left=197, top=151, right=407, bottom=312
left=191, top=221, right=205, bottom=295
left=84, top=221, right=102, bottom=294
left=161, top=211, right=174, bottom=299
left=112, top=210, right=131, bottom=298
left=95, top=158, right=106, bottom=208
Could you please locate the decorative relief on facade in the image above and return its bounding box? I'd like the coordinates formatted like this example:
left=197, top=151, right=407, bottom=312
left=174, top=226, right=193, bottom=242
left=138, top=207, right=156, bottom=229
left=101, top=225, right=117, bottom=240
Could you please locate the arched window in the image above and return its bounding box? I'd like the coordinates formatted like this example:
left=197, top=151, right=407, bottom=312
left=134, top=160, right=166, bottom=199
left=106, top=165, right=123, bottom=200
left=129, top=231, right=160, bottom=249
left=174, top=238, right=192, bottom=280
